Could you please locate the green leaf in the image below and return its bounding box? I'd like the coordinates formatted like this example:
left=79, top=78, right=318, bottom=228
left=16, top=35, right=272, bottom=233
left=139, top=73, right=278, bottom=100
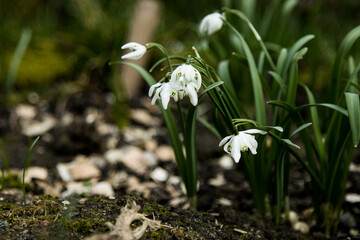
left=224, top=21, right=267, bottom=125
left=184, top=106, right=198, bottom=198
left=6, top=28, right=32, bottom=93
left=295, top=103, right=348, bottom=117
left=200, top=81, right=224, bottom=97
left=345, top=92, right=360, bottom=147
left=331, top=26, right=360, bottom=102
left=282, top=35, right=314, bottom=76
left=290, top=123, right=312, bottom=139
left=269, top=71, right=286, bottom=93
left=281, top=139, right=300, bottom=149
left=267, top=100, right=296, bottom=112
left=301, top=84, right=326, bottom=161
left=149, top=56, right=186, bottom=73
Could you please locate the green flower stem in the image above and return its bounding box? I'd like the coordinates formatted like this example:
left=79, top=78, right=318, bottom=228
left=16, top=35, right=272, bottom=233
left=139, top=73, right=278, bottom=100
left=176, top=101, right=186, bottom=137
left=146, top=42, right=173, bottom=72
left=223, top=20, right=267, bottom=125
left=222, top=8, right=277, bottom=71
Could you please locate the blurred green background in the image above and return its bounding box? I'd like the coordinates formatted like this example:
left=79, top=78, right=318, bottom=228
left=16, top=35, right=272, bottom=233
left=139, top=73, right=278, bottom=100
left=0, top=0, right=359, bottom=101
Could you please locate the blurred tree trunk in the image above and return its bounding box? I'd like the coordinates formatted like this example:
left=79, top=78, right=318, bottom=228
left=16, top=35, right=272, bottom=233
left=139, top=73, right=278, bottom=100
left=116, top=0, right=162, bottom=98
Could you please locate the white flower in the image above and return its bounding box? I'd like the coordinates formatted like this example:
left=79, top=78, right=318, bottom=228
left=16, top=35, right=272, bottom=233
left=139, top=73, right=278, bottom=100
left=199, top=12, right=224, bottom=36
left=219, top=129, right=267, bottom=163
left=121, top=42, right=146, bottom=60
left=148, top=64, right=202, bottom=109
left=170, top=64, right=202, bottom=106
left=148, top=82, right=173, bottom=109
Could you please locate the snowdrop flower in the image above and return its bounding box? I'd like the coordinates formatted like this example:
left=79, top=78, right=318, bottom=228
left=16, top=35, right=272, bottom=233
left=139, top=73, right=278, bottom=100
left=199, top=12, right=224, bottom=36
left=148, top=82, right=173, bottom=109
left=170, top=64, right=202, bottom=106
left=121, top=42, right=146, bottom=60
left=219, top=129, right=267, bottom=163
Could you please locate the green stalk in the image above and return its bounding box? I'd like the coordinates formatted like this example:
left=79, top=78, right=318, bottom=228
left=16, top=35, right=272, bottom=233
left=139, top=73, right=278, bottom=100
left=222, top=8, right=277, bottom=71
left=223, top=20, right=267, bottom=125
left=22, top=136, right=40, bottom=207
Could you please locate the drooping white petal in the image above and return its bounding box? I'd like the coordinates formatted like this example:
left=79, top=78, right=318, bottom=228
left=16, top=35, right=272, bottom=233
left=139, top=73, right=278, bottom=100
left=219, top=135, right=232, bottom=146
left=186, top=84, right=198, bottom=106
left=121, top=42, right=146, bottom=60
left=160, top=83, right=172, bottom=109
left=184, top=65, right=196, bottom=81
left=231, top=135, right=241, bottom=163
left=151, top=86, right=162, bottom=105
left=148, top=82, right=162, bottom=97
left=223, top=138, right=233, bottom=154
left=246, top=135, right=259, bottom=155
left=242, top=129, right=267, bottom=135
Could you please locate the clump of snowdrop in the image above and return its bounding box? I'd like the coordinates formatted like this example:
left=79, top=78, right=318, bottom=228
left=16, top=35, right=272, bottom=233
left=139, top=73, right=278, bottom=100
left=121, top=42, right=147, bottom=60
left=219, top=129, right=267, bottom=163
left=148, top=64, right=202, bottom=109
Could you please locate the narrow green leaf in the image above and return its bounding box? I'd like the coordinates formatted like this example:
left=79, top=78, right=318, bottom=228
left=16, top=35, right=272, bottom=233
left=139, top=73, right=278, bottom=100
left=200, top=81, right=224, bottom=97
left=345, top=92, right=360, bottom=147
left=281, top=139, right=301, bottom=149
left=282, top=35, right=314, bottom=76
left=295, top=103, right=348, bottom=117
left=267, top=100, right=295, bottom=112
left=224, top=21, right=266, bottom=125
left=149, top=56, right=186, bottom=72
left=269, top=71, right=286, bottom=93
left=290, top=123, right=312, bottom=139
left=276, top=48, right=288, bottom=74
left=184, top=106, right=198, bottom=197
left=331, top=26, right=360, bottom=102
left=6, top=28, right=32, bottom=93
left=301, top=84, right=326, bottom=161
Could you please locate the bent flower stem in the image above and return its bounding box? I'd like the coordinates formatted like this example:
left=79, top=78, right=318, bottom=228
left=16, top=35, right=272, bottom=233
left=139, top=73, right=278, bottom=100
left=219, top=129, right=267, bottom=163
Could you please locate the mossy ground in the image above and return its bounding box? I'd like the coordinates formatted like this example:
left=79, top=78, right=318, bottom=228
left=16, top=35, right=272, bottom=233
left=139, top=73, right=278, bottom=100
left=0, top=193, right=263, bottom=240
left=0, top=192, right=317, bottom=240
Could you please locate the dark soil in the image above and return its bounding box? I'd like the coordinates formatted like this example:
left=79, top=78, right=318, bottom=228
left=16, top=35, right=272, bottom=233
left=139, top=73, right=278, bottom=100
left=1, top=84, right=360, bottom=239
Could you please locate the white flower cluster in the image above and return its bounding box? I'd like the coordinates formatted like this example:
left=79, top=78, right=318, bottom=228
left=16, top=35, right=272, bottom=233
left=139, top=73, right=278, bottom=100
left=219, top=129, right=267, bottom=163
left=148, top=64, right=202, bottom=109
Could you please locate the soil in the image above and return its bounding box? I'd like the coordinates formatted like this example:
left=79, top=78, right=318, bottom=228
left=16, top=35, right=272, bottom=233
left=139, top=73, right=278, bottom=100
left=0, top=82, right=360, bottom=240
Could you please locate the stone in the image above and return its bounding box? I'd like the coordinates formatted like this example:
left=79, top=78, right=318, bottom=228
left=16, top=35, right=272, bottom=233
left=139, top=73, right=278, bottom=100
left=345, top=193, right=360, bottom=203
left=219, top=155, right=234, bottom=170
left=208, top=173, right=225, bottom=187
left=144, top=139, right=158, bottom=151
left=155, top=145, right=175, bottom=162
left=68, top=155, right=101, bottom=180
left=36, top=181, right=61, bottom=196
left=15, top=104, right=37, bottom=120
left=167, top=176, right=181, bottom=186
left=293, top=221, right=310, bottom=234
left=61, top=182, right=90, bottom=198
left=89, top=154, right=107, bottom=169
left=104, top=149, right=124, bottom=165
left=130, top=108, right=160, bottom=126
left=23, top=166, right=48, bottom=183
left=22, top=116, right=57, bottom=136
left=123, top=127, right=157, bottom=144
left=288, top=211, right=299, bottom=226
left=110, top=146, right=153, bottom=175
left=90, top=181, right=115, bottom=197
left=56, top=163, right=73, bottom=182
left=340, top=212, right=356, bottom=228
left=150, top=167, right=169, bottom=182
left=218, top=197, right=232, bottom=206
left=110, top=171, right=129, bottom=189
